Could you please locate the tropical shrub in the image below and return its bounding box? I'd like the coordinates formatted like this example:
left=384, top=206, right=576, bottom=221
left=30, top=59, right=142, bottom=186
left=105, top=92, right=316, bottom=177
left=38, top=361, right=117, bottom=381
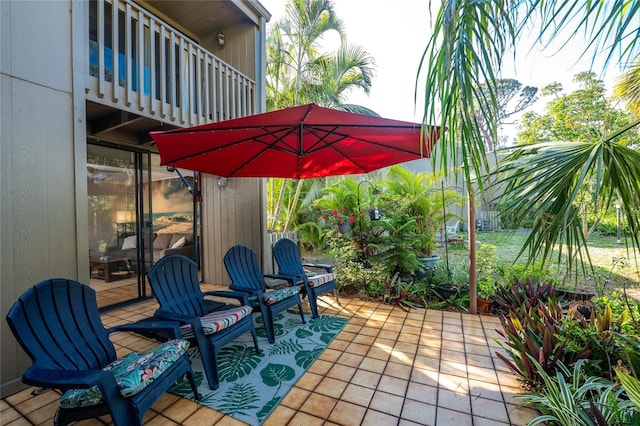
left=493, top=278, right=556, bottom=315
left=368, top=212, right=422, bottom=275
left=557, top=303, right=637, bottom=381
left=516, top=359, right=640, bottom=426
left=496, top=299, right=590, bottom=389
left=323, top=228, right=386, bottom=296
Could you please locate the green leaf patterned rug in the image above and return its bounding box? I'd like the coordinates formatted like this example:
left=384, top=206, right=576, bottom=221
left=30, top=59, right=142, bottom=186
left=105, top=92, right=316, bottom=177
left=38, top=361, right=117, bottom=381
left=169, top=310, right=347, bottom=425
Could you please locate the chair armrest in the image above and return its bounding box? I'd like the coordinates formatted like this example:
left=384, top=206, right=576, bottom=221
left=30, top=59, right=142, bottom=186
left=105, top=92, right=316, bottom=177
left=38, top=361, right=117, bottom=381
left=264, top=274, right=296, bottom=285
left=202, top=290, right=250, bottom=306
left=302, top=263, right=333, bottom=272
left=22, top=366, right=116, bottom=390
left=109, top=321, right=183, bottom=340
left=275, top=272, right=306, bottom=284
left=154, top=310, right=195, bottom=323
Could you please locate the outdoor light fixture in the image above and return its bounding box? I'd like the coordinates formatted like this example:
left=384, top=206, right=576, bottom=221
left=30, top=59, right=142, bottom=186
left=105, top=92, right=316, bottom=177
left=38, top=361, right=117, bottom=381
left=217, top=176, right=228, bottom=189
left=216, top=30, right=225, bottom=47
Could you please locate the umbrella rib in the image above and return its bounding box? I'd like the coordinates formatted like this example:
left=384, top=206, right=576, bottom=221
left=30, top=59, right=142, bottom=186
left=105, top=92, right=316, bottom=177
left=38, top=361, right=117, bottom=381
left=164, top=126, right=302, bottom=166
left=304, top=125, right=433, bottom=157
left=226, top=126, right=305, bottom=176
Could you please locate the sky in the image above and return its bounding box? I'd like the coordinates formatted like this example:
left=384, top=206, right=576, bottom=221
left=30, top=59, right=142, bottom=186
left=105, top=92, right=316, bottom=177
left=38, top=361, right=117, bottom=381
left=259, top=0, right=623, bottom=138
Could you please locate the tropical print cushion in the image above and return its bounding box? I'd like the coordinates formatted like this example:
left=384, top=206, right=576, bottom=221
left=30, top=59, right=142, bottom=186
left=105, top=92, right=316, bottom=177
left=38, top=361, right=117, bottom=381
left=306, top=272, right=335, bottom=288
left=180, top=306, right=252, bottom=339
left=264, top=286, right=300, bottom=305
left=59, top=339, right=190, bottom=408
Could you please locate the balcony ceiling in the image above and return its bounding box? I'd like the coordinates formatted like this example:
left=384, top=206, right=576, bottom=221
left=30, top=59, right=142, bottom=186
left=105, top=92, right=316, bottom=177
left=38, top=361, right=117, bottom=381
left=143, top=0, right=249, bottom=41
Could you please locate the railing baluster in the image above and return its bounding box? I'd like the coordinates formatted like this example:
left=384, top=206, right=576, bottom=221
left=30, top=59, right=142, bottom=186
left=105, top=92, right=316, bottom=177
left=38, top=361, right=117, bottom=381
left=97, top=0, right=105, bottom=98
left=169, top=31, right=177, bottom=120
left=124, top=2, right=132, bottom=106
left=159, top=25, right=166, bottom=117
left=149, top=19, right=156, bottom=113
left=112, top=0, right=119, bottom=102
left=203, top=56, right=211, bottom=122
left=136, top=9, right=144, bottom=110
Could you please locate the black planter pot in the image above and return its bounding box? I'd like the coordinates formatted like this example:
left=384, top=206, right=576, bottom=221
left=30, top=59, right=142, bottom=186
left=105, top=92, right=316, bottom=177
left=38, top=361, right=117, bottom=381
left=555, top=288, right=595, bottom=301
left=437, top=283, right=459, bottom=300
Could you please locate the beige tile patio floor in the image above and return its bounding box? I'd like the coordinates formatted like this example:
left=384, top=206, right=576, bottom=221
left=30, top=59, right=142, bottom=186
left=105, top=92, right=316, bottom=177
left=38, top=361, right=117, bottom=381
left=1, top=284, right=540, bottom=425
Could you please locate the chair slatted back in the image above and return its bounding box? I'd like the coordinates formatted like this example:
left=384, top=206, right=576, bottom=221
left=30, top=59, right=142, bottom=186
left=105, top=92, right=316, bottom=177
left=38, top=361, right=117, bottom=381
left=148, top=255, right=208, bottom=317
left=6, top=278, right=116, bottom=371
left=224, top=245, right=265, bottom=292
left=273, top=238, right=305, bottom=276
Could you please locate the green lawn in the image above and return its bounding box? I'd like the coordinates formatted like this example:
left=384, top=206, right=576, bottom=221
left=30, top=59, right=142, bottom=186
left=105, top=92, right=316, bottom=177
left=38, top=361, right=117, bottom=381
left=436, top=230, right=640, bottom=297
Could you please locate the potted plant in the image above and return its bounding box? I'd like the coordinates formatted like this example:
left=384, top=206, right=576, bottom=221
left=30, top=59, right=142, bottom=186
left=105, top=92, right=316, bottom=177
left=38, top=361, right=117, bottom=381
left=477, top=277, right=499, bottom=313
left=382, top=167, right=457, bottom=277
left=331, top=208, right=355, bottom=234
left=369, top=213, right=422, bottom=278
left=429, top=259, right=469, bottom=301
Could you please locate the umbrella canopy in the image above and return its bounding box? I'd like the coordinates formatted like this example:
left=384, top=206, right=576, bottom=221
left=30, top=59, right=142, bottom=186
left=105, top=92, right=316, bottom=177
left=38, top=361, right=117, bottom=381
left=150, top=103, right=441, bottom=179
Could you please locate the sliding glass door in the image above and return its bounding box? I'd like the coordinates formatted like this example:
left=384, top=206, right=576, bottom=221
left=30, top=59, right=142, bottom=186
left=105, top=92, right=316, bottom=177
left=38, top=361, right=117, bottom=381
left=87, top=143, right=196, bottom=308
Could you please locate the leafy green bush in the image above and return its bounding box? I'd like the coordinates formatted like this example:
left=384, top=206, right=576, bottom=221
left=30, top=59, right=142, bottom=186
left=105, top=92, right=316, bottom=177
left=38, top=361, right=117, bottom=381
left=495, top=261, right=557, bottom=286
left=516, top=359, right=640, bottom=425
left=557, top=303, right=639, bottom=381
left=324, top=228, right=387, bottom=296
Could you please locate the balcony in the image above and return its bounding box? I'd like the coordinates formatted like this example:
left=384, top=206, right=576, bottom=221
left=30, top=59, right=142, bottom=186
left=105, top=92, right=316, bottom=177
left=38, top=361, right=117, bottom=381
left=86, top=0, right=257, bottom=145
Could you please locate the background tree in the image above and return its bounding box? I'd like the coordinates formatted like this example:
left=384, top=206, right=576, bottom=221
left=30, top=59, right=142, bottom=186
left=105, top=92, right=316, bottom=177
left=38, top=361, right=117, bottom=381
left=512, top=72, right=640, bottom=276
left=477, top=79, right=538, bottom=151
left=420, top=1, right=640, bottom=273
left=517, top=72, right=640, bottom=146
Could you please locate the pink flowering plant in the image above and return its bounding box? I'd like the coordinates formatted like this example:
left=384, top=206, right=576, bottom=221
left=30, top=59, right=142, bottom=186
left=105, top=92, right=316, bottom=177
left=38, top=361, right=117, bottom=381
left=331, top=208, right=355, bottom=225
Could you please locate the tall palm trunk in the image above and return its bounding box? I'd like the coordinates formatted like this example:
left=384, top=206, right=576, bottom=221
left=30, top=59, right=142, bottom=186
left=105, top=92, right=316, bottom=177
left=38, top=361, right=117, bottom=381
left=284, top=180, right=304, bottom=231
left=271, top=179, right=288, bottom=231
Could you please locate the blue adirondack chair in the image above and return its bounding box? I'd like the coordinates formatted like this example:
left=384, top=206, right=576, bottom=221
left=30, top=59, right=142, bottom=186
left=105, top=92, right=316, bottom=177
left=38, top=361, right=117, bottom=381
left=224, top=244, right=305, bottom=343
left=5, top=278, right=198, bottom=426
left=147, top=254, right=261, bottom=390
left=272, top=238, right=340, bottom=318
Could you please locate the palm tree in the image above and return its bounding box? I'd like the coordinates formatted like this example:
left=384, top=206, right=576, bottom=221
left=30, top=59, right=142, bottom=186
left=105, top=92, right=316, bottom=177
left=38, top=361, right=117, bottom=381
left=419, top=1, right=640, bottom=271
left=614, top=58, right=640, bottom=119
left=265, top=0, right=377, bottom=231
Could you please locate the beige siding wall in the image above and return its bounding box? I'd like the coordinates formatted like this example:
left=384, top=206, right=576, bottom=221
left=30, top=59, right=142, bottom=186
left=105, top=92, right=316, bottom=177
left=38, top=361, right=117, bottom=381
left=0, top=0, right=267, bottom=397
left=206, top=22, right=258, bottom=81
left=0, top=0, right=84, bottom=397
left=200, top=175, right=264, bottom=285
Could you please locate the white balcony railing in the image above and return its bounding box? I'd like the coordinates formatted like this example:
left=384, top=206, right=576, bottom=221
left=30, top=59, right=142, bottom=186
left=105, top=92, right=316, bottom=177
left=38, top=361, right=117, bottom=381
left=86, top=0, right=256, bottom=128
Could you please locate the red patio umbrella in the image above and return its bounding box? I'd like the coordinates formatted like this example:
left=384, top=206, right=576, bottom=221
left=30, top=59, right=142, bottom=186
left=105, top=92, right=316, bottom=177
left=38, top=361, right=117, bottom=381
left=150, top=103, right=440, bottom=179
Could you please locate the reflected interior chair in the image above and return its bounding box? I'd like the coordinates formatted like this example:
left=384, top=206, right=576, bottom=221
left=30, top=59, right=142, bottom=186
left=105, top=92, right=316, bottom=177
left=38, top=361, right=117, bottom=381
left=446, top=220, right=461, bottom=239
left=272, top=238, right=339, bottom=318
left=5, top=278, right=198, bottom=426
left=224, top=244, right=305, bottom=343
left=147, top=254, right=261, bottom=390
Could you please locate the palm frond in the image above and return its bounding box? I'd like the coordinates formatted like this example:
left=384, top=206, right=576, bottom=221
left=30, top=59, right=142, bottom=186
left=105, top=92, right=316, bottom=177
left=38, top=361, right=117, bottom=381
left=495, top=139, right=640, bottom=270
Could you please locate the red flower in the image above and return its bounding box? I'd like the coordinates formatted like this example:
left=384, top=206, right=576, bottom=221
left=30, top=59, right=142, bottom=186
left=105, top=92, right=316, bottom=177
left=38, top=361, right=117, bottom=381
left=330, top=209, right=354, bottom=224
